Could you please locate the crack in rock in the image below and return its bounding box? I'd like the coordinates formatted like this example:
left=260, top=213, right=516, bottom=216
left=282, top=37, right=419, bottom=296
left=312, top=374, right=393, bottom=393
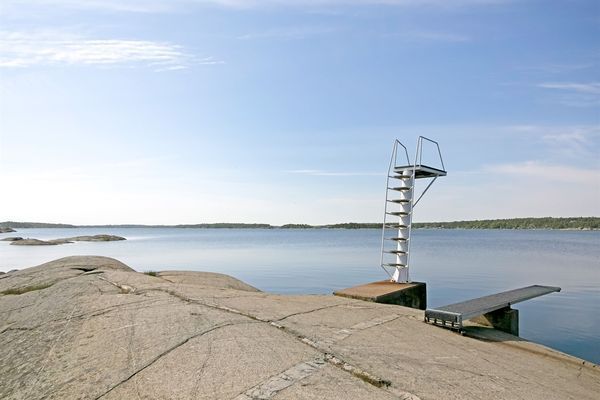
left=234, top=357, right=327, bottom=400
left=93, top=320, right=258, bottom=399
left=148, top=287, right=399, bottom=393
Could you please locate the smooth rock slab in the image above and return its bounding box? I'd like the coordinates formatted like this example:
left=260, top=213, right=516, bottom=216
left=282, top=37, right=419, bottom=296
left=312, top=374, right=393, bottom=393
left=0, top=256, right=598, bottom=400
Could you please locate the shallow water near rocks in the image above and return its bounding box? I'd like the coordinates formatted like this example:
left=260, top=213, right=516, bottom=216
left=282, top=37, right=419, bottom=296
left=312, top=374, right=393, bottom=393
left=1, top=228, right=598, bottom=364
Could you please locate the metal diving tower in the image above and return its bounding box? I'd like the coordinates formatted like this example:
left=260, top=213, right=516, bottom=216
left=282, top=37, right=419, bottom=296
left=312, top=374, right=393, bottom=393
left=380, top=136, right=447, bottom=283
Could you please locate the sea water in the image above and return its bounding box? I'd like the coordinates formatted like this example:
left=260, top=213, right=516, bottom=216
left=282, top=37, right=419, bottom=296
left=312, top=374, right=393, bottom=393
left=1, top=228, right=598, bottom=364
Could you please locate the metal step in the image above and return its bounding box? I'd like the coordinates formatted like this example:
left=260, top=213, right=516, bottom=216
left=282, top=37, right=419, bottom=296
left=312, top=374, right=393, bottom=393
left=386, top=211, right=410, bottom=216
left=384, top=224, right=409, bottom=229
left=383, top=263, right=407, bottom=268
left=388, top=187, right=412, bottom=191
left=387, top=199, right=411, bottom=204
left=388, top=175, right=412, bottom=179
left=385, top=237, right=408, bottom=241
left=385, top=250, right=407, bottom=255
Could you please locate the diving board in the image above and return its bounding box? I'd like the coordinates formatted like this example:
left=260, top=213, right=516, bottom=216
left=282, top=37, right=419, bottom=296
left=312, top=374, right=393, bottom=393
left=425, top=285, right=561, bottom=335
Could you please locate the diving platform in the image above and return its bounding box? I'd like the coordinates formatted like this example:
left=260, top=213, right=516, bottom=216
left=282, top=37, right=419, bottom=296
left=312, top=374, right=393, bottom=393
left=424, top=285, right=561, bottom=335
left=392, top=164, right=447, bottom=179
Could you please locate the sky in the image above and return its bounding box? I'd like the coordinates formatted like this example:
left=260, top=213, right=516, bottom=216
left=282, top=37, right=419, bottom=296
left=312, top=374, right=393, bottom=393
left=0, top=0, right=598, bottom=225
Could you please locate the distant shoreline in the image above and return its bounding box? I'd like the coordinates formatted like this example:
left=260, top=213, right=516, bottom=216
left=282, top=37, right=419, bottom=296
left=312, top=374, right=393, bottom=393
left=1, top=217, right=599, bottom=230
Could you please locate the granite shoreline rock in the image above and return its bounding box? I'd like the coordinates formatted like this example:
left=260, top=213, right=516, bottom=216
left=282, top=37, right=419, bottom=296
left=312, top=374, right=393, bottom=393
left=0, top=256, right=598, bottom=400
left=0, top=227, right=16, bottom=233
left=8, top=234, right=126, bottom=246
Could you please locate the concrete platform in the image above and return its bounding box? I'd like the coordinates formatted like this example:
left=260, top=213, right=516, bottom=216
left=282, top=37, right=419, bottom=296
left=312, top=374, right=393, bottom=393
left=333, top=280, right=426, bottom=310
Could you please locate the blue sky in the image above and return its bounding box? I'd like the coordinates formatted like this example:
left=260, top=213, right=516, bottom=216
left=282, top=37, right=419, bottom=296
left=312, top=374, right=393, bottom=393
left=0, top=0, right=598, bottom=224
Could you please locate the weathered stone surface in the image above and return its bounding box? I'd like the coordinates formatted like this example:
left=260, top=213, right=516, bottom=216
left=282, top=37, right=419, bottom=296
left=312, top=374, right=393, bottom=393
left=0, top=256, right=598, bottom=400
left=157, top=270, right=260, bottom=292
left=0, top=227, right=16, bottom=233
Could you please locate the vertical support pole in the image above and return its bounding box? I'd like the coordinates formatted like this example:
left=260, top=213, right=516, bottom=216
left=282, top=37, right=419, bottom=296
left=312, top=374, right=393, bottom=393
left=393, top=167, right=413, bottom=283
left=403, top=138, right=421, bottom=283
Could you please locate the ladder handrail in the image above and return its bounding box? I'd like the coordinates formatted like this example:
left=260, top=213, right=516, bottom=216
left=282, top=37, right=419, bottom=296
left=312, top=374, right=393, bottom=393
left=379, top=141, right=399, bottom=280
left=393, top=139, right=411, bottom=168
left=416, top=136, right=445, bottom=171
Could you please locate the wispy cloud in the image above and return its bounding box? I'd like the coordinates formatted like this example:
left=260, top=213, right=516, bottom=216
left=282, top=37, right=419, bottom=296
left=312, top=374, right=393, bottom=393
left=238, top=25, right=469, bottom=43
left=485, top=161, right=600, bottom=184
left=536, top=82, right=600, bottom=107
left=238, top=26, right=339, bottom=40
left=288, top=169, right=383, bottom=177
left=384, top=29, right=470, bottom=43
left=0, top=0, right=171, bottom=13
left=0, top=31, right=221, bottom=70
left=504, top=124, right=600, bottom=161
left=538, top=82, right=600, bottom=95
left=517, top=63, right=595, bottom=74
left=0, top=0, right=509, bottom=14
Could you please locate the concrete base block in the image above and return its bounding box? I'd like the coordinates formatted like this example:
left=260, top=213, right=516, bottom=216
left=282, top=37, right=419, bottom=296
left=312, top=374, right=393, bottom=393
left=470, top=306, right=519, bottom=336
left=333, top=281, right=426, bottom=310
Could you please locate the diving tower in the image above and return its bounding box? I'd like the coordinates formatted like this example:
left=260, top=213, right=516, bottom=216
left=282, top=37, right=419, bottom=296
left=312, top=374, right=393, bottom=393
left=380, top=137, right=446, bottom=283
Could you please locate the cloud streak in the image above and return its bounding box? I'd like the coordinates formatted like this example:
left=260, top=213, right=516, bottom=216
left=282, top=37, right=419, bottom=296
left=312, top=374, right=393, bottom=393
left=0, top=31, right=220, bottom=70
left=288, top=169, right=383, bottom=177
left=237, top=26, right=339, bottom=40
left=538, top=82, right=600, bottom=95
left=1, top=0, right=508, bottom=13
left=383, top=29, right=470, bottom=43
left=485, top=161, right=600, bottom=184
left=536, top=82, right=600, bottom=107
left=504, top=124, right=600, bottom=161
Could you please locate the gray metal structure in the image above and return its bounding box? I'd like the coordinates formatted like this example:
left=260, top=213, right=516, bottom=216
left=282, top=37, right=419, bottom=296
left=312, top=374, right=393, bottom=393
left=424, top=285, right=561, bottom=330
left=380, top=137, right=446, bottom=283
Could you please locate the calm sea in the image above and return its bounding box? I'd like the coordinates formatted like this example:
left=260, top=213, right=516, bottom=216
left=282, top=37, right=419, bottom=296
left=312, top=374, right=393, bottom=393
left=1, top=228, right=598, bottom=364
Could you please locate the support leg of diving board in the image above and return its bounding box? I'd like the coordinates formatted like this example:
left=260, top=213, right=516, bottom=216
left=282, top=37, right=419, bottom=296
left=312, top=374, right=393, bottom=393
left=470, top=306, right=519, bottom=336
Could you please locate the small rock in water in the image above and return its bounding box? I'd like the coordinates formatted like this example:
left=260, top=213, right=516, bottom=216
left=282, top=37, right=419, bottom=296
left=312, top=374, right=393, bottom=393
left=66, top=235, right=126, bottom=242
left=10, top=239, right=57, bottom=246
left=8, top=234, right=126, bottom=246
left=0, top=237, right=23, bottom=242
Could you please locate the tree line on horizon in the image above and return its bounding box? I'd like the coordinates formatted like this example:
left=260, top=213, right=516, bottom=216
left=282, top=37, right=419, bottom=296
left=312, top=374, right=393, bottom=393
left=1, top=217, right=598, bottom=230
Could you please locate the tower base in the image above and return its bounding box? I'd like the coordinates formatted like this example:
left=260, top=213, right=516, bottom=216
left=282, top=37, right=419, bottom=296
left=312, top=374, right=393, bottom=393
left=334, top=281, right=426, bottom=310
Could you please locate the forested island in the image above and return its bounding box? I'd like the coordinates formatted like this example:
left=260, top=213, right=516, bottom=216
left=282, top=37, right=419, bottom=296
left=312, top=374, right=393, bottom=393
left=412, top=217, right=600, bottom=230
left=1, top=217, right=598, bottom=230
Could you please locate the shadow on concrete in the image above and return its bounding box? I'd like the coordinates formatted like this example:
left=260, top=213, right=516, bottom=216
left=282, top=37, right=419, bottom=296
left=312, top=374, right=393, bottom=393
left=460, top=323, right=527, bottom=343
